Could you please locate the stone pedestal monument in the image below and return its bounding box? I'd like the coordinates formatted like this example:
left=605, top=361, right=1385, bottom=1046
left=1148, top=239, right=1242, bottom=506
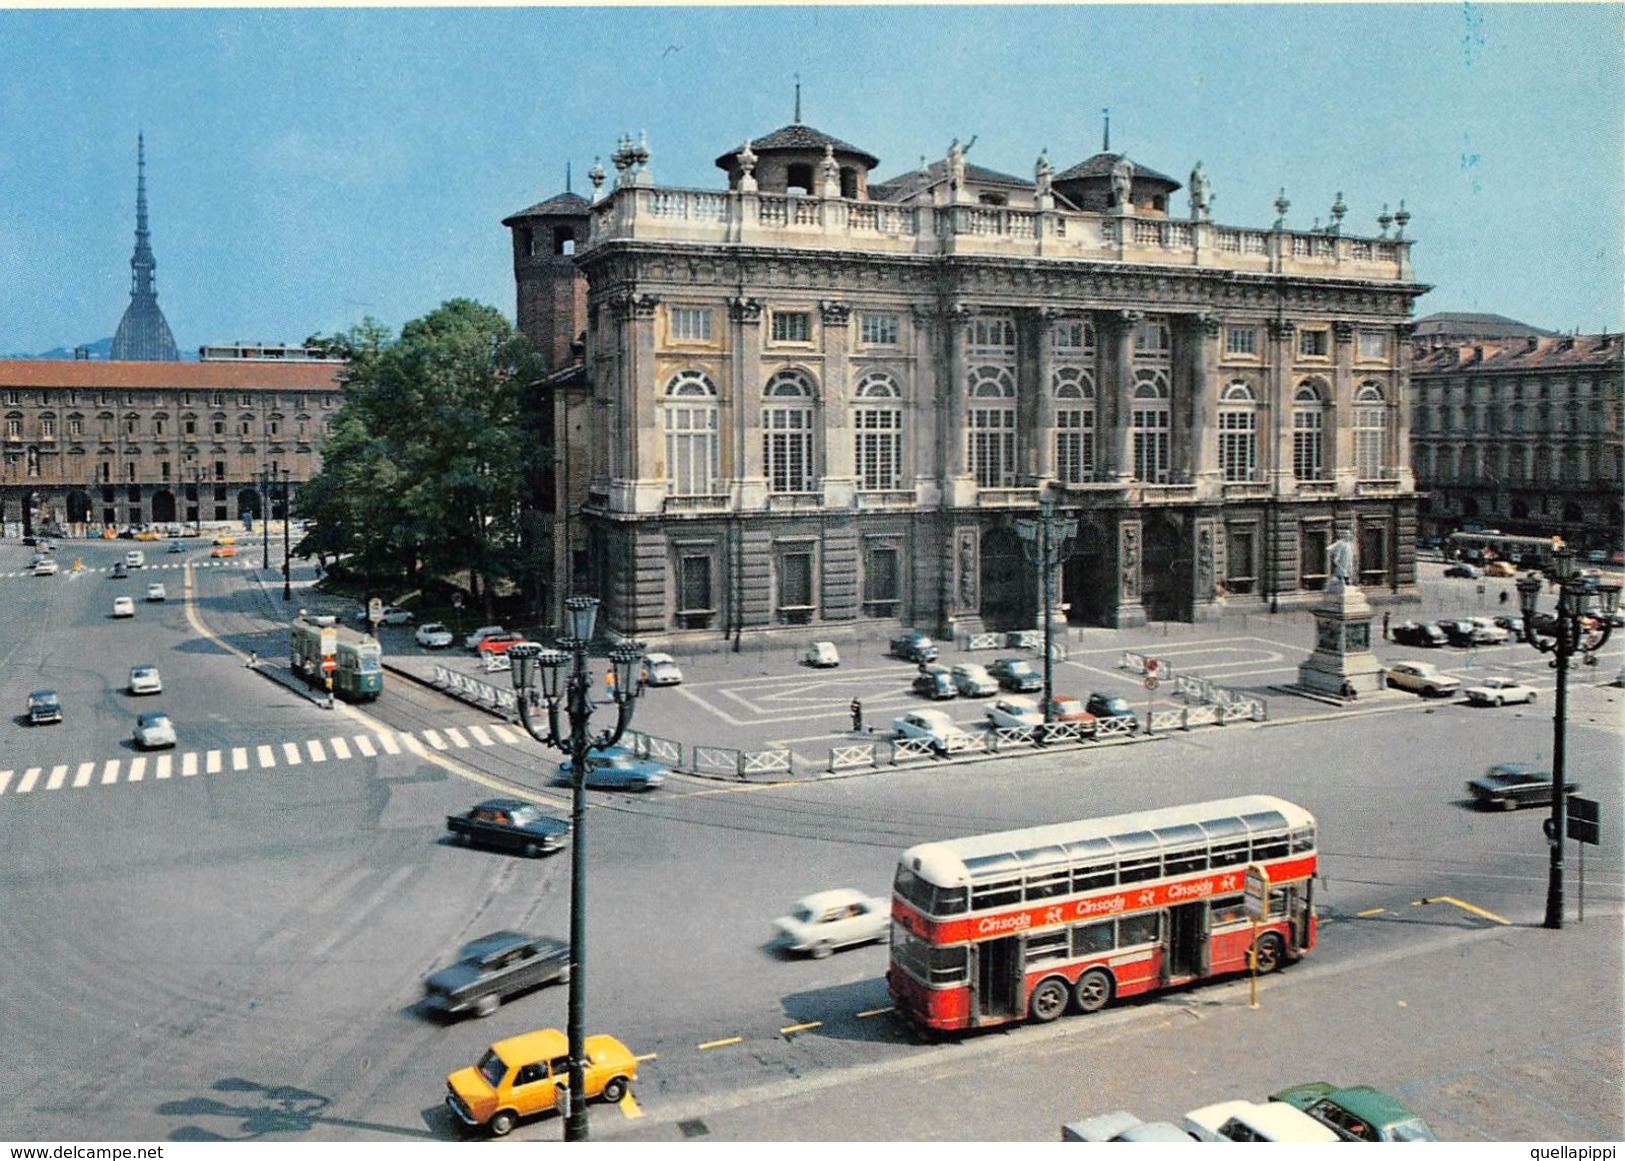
left=1296, top=532, right=1386, bottom=699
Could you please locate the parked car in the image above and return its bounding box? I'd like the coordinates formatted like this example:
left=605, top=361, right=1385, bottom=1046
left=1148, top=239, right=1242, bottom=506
left=27, top=689, right=63, bottom=726
left=465, top=624, right=508, bottom=651
left=356, top=604, right=414, bottom=625
left=912, top=665, right=958, bottom=700
left=1493, top=614, right=1526, bottom=636
left=1443, top=562, right=1482, bottom=578
left=1467, top=762, right=1575, bottom=810
left=423, top=931, right=570, bottom=1019
left=445, top=1027, right=638, bottom=1137
left=145, top=582, right=166, bottom=602
left=124, top=550, right=146, bottom=568
left=1085, top=691, right=1139, bottom=731
left=988, top=656, right=1043, bottom=692
left=803, top=641, right=841, bottom=668
left=211, top=535, right=237, bottom=547
left=167, top=540, right=187, bottom=553
left=132, top=711, right=177, bottom=750
left=414, top=622, right=455, bottom=648
left=888, top=631, right=938, bottom=664
left=771, top=888, right=890, bottom=958
left=475, top=632, right=529, bottom=658
left=1587, top=548, right=1609, bottom=563
left=133, top=527, right=161, bottom=542
left=128, top=665, right=163, bottom=696
left=1043, top=695, right=1098, bottom=732
left=1063, top=1112, right=1195, bottom=1142
left=1391, top=620, right=1447, bottom=647
left=1270, top=1082, right=1438, bottom=1142
left=110, top=561, right=129, bottom=579
left=640, top=652, right=683, bottom=686
left=1463, top=676, right=1538, bottom=707
left=950, top=663, right=998, bottom=697
left=1467, top=616, right=1510, bottom=644
left=1484, top=560, right=1518, bottom=577
left=555, top=745, right=667, bottom=791
left=33, top=557, right=59, bottom=576
left=446, top=799, right=571, bottom=857
left=1184, top=1099, right=1339, bottom=1143
left=892, top=708, right=977, bottom=754
left=1385, top=660, right=1461, bottom=697
left=112, top=596, right=135, bottom=618
left=986, top=695, right=1044, bottom=730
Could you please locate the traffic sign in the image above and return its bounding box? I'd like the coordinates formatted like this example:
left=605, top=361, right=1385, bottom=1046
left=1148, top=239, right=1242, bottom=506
left=321, top=656, right=337, bottom=673
left=368, top=597, right=383, bottom=623
left=1568, top=796, right=1600, bottom=846
left=1244, top=864, right=1270, bottom=921
left=1143, top=676, right=1159, bottom=691
left=1144, top=656, right=1164, bottom=678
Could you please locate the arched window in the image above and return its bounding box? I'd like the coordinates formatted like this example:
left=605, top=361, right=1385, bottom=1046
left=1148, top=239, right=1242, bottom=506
left=663, top=370, right=720, bottom=496
left=853, top=371, right=903, bottom=492
left=1353, top=381, right=1388, bottom=480
left=1131, top=369, right=1171, bottom=483
left=967, top=365, right=1017, bottom=487
left=1293, top=380, right=1327, bottom=481
left=1217, top=380, right=1258, bottom=482
left=1053, top=367, right=1096, bottom=483
left=763, top=369, right=816, bottom=493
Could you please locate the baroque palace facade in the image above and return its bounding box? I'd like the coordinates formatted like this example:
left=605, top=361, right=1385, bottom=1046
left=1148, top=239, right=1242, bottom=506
left=506, top=121, right=1428, bottom=643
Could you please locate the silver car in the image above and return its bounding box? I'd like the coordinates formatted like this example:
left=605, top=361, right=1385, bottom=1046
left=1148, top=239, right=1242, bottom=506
left=773, top=889, right=890, bottom=958
left=128, top=665, right=163, bottom=696
left=133, top=711, right=177, bottom=750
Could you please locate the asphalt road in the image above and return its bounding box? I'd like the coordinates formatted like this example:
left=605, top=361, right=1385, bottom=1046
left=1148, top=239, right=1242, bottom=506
left=1, top=540, right=1619, bottom=1143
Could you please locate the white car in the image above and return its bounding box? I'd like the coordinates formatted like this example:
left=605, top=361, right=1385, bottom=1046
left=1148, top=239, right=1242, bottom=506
left=1385, top=661, right=1462, bottom=697
left=34, top=558, right=60, bottom=576
left=803, top=641, right=841, bottom=668
left=465, top=625, right=508, bottom=651
left=112, top=596, right=136, bottom=618
left=128, top=665, right=163, bottom=695
left=414, top=622, right=455, bottom=648
left=357, top=604, right=414, bottom=626
left=986, top=695, right=1044, bottom=730
left=772, top=888, right=890, bottom=958
left=641, top=652, right=683, bottom=687
left=1464, top=676, right=1538, bottom=707
left=132, top=711, right=177, bottom=750
left=892, top=708, right=978, bottom=754
left=1184, top=1100, right=1339, bottom=1143
left=124, top=550, right=145, bottom=568
left=1467, top=616, right=1510, bottom=644
left=145, top=582, right=166, bottom=602
left=950, top=662, right=998, bottom=697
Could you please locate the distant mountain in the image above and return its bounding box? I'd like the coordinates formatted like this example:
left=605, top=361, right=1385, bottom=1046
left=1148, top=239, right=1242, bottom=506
left=5, top=337, right=196, bottom=361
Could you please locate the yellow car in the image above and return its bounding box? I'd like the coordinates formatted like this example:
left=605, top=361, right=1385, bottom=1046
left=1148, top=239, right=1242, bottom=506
left=445, top=1027, right=637, bottom=1137
left=1483, top=560, right=1517, bottom=577
left=134, top=528, right=162, bottom=541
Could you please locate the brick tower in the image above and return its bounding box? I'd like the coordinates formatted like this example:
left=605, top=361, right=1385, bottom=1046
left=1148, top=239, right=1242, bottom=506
left=502, top=187, right=590, bottom=372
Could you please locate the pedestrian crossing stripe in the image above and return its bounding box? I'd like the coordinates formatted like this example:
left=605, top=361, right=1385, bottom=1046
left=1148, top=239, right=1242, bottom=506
left=0, top=720, right=546, bottom=796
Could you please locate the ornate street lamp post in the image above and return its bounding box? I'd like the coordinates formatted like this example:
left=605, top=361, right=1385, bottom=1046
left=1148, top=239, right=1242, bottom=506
left=1514, top=549, right=1619, bottom=930
left=1014, top=498, right=1080, bottom=725
left=279, top=467, right=292, bottom=601
left=507, top=600, right=644, bottom=1141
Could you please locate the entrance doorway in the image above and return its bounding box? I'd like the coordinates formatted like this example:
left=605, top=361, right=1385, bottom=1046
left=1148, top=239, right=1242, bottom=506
left=1141, top=514, right=1189, bottom=621
left=975, top=936, right=1023, bottom=1022
left=978, top=526, right=1030, bottom=631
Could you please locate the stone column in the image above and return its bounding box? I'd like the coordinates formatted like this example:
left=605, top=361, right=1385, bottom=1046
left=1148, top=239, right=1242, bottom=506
left=1186, top=313, right=1222, bottom=490
left=1029, top=308, right=1056, bottom=481
left=1268, top=318, right=1296, bottom=489
left=1105, top=311, right=1139, bottom=482
left=820, top=300, right=856, bottom=508
left=943, top=304, right=976, bottom=506
left=1333, top=319, right=1357, bottom=491
left=730, top=296, right=767, bottom=509
left=1393, top=321, right=1416, bottom=490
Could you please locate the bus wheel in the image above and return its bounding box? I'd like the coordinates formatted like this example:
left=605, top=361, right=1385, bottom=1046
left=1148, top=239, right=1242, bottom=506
left=1074, top=968, right=1114, bottom=1014
left=1254, top=932, right=1286, bottom=974
left=1029, top=977, right=1070, bottom=1023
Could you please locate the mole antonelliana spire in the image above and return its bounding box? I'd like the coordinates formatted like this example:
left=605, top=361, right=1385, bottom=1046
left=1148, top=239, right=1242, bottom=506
left=109, top=133, right=180, bottom=361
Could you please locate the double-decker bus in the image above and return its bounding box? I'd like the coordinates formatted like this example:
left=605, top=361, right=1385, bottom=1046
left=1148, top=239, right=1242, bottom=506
left=1445, top=531, right=1561, bottom=570
left=887, top=796, right=1317, bottom=1032
left=289, top=614, right=383, bottom=701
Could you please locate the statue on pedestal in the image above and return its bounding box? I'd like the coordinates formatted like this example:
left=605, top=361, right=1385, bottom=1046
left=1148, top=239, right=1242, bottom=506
left=1327, top=531, right=1357, bottom=591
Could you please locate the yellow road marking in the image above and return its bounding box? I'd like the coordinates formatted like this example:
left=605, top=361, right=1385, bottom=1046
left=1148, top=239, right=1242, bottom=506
left=856, top=1006, right=895, bottom=1018
left=1356, top=906, right=1387, bottom=917
left=1412, top=896, right=1511, bottom=925
left=618, top=1093, right=643, bottom=1119
left=633, top=1052, right=659, bottom=1063
left=780, top=1021, right=821, bottom=1035
left=698, top=1036, right=742, bottom=1050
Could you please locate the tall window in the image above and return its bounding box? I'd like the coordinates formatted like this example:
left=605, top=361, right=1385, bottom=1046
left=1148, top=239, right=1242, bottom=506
left=1293, top=381, right=1327, bottom=480
left=859, top=313, right=899, bottom=345
left=1225, top=326, right=1259, bottom=357
left=967, top=365, right=1017, bottom=487
left=969, top=317, right=1017, bottom=357
left=663, top=370, right=720, bottom=495
left=1298, top=328, right=1330, bottom=358
left=1053, top=367, right=1096, bottom=483
left=853, top=371, right=903, bottom=491
left=763, top=370, right=815, bottom=492
left=1357, top=330, right=1389, bottom=360
left=777, top=548, right=814, bottom=623
left=668, top=307, right=713, bottom=342
left=864, top=544, right=900, bottom=614
left=1051, top=318, right=1095, bottom=357
left=1131, top=370, right=1171, bottom=483
left=1134, top=316, right=1172, bottom=358
left=770, top=311, right=811, bottom=343
left=678, top=553, right=714, bottom=629
left=1353, top=381, right=1389, bottom=479
left=1217, top=381, right=1258, bottom=482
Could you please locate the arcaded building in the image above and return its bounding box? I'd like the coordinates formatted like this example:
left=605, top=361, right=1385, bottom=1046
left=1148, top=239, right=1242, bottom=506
left=506, top=120, right=1428, bottom=644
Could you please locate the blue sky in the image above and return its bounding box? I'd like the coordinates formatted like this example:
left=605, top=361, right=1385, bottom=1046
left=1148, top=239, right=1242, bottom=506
left=2, top=4, right=1621, bottom=354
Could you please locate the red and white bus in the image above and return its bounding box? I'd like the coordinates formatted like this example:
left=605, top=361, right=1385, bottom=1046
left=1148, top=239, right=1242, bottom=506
left=887, top=795, right=1317, bottom=1032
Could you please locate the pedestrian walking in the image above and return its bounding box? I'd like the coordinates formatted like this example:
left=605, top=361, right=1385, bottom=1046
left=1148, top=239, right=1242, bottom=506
left=245, top=650, right=258, bottom=669
left=1381, top=611, right=1391, bottom=640
left=850, top=697, right=863, bottom=732
left=1499, top=589, right=1509, bottom=606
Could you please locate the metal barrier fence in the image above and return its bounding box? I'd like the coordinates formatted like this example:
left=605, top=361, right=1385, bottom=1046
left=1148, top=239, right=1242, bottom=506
left=431, top=665, right=518, bottom=715
left=741, top=749, right=794, bottom=778
left=828, top=742, right=880, bottom=773
left=962, top=628, right=1066, bottom=660
left=1120, top=652, right=1268, bottom=722
left=1093, top=715, right=1137, bottom=739
left=625, top=730, right=683, bottom=767
left=688, top=742, right=794, bottom=780
left=480, top=652, right=512, bottom=673
left=890, top=736, right=939, bottom=763
left=691, top=744, right=741, bottom=777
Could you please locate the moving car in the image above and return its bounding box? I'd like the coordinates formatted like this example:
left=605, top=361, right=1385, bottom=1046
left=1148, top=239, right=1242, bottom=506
left=128, top=665, right=163, bottom=696
left=1385, top=660, right=1461, bottom=697
left=445, top=1027, right=638, bottom=1137
left=988, top=656, right=1043, bottom=692
left=1062, top=1112, right=1195, bottom=1142
left=112, top=596, right=136, bottom=618
left=986, top=695, right=1044, bottom=730
left=803, top=641, right=841, bottom=668
left=145, top=582, right=166, bottom=602
left=1443, top=561, right=1482, bottom=578
left=423, top=931, right=570, bottom=1019
left=33, top=557, right=60, bottom=576
left=211, top=535, right=237, bottom=547
left=132, top=711, right=177, bottom=750
left=475, top=631, right=529, bottom=658
left=414, top=622, right=455, bottom=648
left=209, top=544, right=236, bottom=558
left=1484, top=560, right=1518, bottom=577
left=1085, top=691, right=1139, bottom=731
left=555, top=746, right=667, bottom=791
left=772, top=888, right=890, bottom=958
left=465, top=624, right=508, bottom=651
left=1270, top=1082, right=1438, bottom=1142
left=1391, top=620, right=1447, bottom=647
left=1467, top=762, right=1574, bottom=810
left=892, top=708, right=977, bottom=754
left=640, top=652, right=683, bottom=686
left=912, top=665, right=958, bottom=700
left=1463, top=676, right=1538, bottom=707
left=356, top=604, right=414, bottom=625
left=111, top=561, right=129, bottom=578
left=167, top=541, right=187, bottom=553
left=27, top=689, right=63, bottom=725
left=949, top=663, right=998, bottom=697
left=888, top=631, right=938, bottom=664
left=446, top=799, right=571, bottom=857
left=124, top=550, right=145, bottom=568
left=1183, top=1099, right=1339, bottom=1143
